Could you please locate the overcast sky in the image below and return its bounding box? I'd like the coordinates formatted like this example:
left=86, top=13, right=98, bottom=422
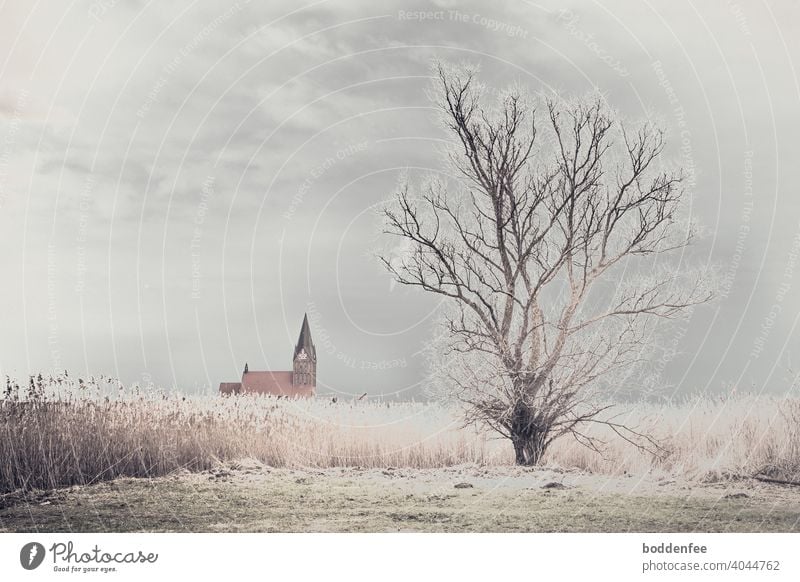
left=1, top=0, right=799, bottom=399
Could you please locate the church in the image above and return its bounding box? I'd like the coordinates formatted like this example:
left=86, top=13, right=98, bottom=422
left=219, top=314, right=317, bottom=398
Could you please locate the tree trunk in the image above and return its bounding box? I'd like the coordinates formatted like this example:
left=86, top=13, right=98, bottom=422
left=511, top=430, right=548, bottom=466
left=510, top=403, right=550, bottom=465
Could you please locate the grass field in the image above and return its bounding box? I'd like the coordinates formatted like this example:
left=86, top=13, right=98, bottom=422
left=2, top=374, right=800, bottom=532
left=2, top=462, right=799, bottom=533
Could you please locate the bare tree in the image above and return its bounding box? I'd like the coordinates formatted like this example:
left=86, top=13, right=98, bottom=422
left=381, top=64, right=712, bottom=466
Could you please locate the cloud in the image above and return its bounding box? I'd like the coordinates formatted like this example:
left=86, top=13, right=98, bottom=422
left=0, top=0, right=799, bottom=397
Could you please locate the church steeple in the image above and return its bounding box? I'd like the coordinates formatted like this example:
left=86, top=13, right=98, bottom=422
left=294, top=313, right=316, bottom=360
left=292, top=314, right=316, bottom=387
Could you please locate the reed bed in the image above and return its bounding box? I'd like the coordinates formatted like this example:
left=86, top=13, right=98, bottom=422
left=1, top=374, right=799, bottom=493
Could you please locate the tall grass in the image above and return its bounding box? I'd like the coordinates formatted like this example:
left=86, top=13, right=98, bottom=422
left=1, top=374, right=799, bottom=493
left=547, top=395, right=800, bottom=481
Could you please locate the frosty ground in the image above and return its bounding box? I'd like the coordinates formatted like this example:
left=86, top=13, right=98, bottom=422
left=2, top=461, right=799, bottom=533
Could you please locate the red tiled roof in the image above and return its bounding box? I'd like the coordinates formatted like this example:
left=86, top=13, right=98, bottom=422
left=240, top=371, right=314, bottom=398
left=219, top=382, right=241, bottom=395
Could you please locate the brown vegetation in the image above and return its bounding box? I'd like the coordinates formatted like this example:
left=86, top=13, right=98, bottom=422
left=1, top=374, right=799, bottom=494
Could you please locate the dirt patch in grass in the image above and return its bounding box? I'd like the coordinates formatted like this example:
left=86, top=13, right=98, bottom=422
left=2, top=464, right=799, bottom=533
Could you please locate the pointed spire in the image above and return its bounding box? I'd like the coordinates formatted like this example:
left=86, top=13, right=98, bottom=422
left=244, top=362, right=249, bottom=374
left=294, top=313, right=316, bottom=360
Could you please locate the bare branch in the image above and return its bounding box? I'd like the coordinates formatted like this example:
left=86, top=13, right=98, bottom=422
left=380, top=62, right=713, bottom=466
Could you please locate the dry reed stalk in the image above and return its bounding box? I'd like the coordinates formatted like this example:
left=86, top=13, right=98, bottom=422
left=2, top=374, right=798, bottom=493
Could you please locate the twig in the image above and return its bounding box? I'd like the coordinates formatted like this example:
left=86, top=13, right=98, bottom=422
left=752, top=474, right=800, bottom=487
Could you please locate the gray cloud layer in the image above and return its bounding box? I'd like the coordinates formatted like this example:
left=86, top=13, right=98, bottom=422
left=1, top=0, right=799, bottom=398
